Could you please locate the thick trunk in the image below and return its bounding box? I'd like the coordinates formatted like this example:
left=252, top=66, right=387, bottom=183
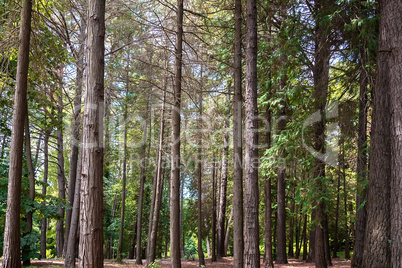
left=2, top=0, right=32, bottom=266
left=388, top=1, right=402, bottom=267
left=136, top=103, right=149, bottom=265
left=232, top=0, right=243, bottom=265
left=170, top=0, right=184, bottom=265
left=244, top=0, right=260, bottom=265
left=57, top=89, right=66, bottom=257
left=78, top=0, right=105, bottom=265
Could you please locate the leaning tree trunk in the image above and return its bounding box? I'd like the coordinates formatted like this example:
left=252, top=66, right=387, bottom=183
left=244, top=0, right=260, bottom=265
left=233, top=0, right=244, bottom=264
left=386, top=0, right=402, bottom=267
left=64, top=22, right=85, bottom=256
left=170, top=0, right=184, bottom=265
left=56, top=86, right=66, bottom=257
left=2, top=0, right=32, bottom=266
left=78, top=0, right=105, bottom=265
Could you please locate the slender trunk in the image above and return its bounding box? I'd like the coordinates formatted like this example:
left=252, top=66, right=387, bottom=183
left=41, top=129, right=51, bottom=259
left=197, top=91, right=205, bottom=266
left=65, top=154, right=82, bottom=268
left=211, top=153, right=217, bottom=262
left=170, top=0, right=184, bottom=265
left=306, top=210, right=315, bottom=263
left=244, top=0, right=260, bottom=265
left=57, top=86, right=66, bottom=257
left=117, top=107, right=128, bottom=262
left=147, top=85, right=167, bottom=266
left=206, top=235, right=211, bottom=258
left=2, top=0, right=32, bottom=266
left=264, top=107, right=274, bottom=268
left=78, top=0, right=105, bottom=264
left=64, top=23, right=85, bottom=256
left=224, top=207, right=233, bottom=256
left=302, top=215, right=308, bottom=260
left=136, top=103, right=149, bottom=265
left=22, top=114, right=35, bottom=265
left=233, top=0, right=243, bottom=265
left=288, top=187, right=295, bottom=258
left=344, top=158, right=350, bottom=260
left=217, top=112, right=229, bottom=258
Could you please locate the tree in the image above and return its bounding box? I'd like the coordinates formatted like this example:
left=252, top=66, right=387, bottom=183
left=78, top=0, right=106, bottom=265
left=2, top=0, right=33, bottom=266
left=243, top=0, right=260, bottom=266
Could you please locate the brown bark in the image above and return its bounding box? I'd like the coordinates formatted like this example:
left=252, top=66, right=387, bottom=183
left=64, top=22, right=85, bottom=256
left=211, top=153, right=217, bottom=262
left=333, top=168, right=341, bottom=258
left=41, top=128, right=51, bottom=259
left=244, top=0, right=260, bottom=265
left=78, top=0, right=105, bottom=264
left=136, top=101, right=149, bottom=265
left=302, top=214, right=308, bottom=260
left=2, top=0, right=32, bottom=266
left=57, top=88, right=66, bottom=257
left=224, top=207, right=233, bottom=256
left=170, top=0, right=184, bottom=265
left=385, top=0, right=402, bottom=267
left=343, top=159, right=350, bottom=260
left=233, top=0, right=243, bottom=265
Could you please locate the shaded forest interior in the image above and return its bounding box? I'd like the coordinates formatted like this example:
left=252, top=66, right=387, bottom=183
left=1, top=0, right=402, bottom=267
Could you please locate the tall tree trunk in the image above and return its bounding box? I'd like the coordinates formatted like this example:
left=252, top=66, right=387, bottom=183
left=22, top=114, right=35, bottom=265
left=41, top=128, right=51, bottom=259
left=170, top=0, right=184, bottom=265
left=211, top=153, right=217, bottom=262
left=388, top=1, right=402, bottom=267
left=78, top=0, right=105, bottom=264
left=288, top=184, right=295, bottom=258
left=136, top=101, right=149, bottom=265
left=64, top=22, right=85, bottom=256
left=307, top=210, right=315, bottom=263
left=57, top=86, right=66, bottom=257
left=343, top=159, right=350, bottom=260
left=264, top=107, right=274, bottom=268
left=217, top=105, right=229, bottom=258
left=224, top=207, right=234, bottom=256
left=117, top=104, right=128, bottom=262
left=65, top=153, right=82, bottom=268
left=197, top=89, right=206, bottom=266
left=147, top=84, right=167, bottom=265
left=302, top=214, right=308, bottom=260
left=333, top=168, right=341, bottom=258
left=2, top=0, right=32, bottom=265
left=233, top=0, right=243, bottom=265
left=244, top=0, right=260, bottom=265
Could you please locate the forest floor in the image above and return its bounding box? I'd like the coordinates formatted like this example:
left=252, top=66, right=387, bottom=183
left=23, top=257, right=351, bottom=268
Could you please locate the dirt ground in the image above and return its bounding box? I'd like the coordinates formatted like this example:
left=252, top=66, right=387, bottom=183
left=24, top=257, right=351, bottom=268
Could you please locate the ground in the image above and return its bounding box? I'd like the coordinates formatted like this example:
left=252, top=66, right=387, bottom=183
left=22, top=257, right=351, bottom=268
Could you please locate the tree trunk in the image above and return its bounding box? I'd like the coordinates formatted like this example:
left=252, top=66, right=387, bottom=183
left=244, top=0, right=260, bottom=265
left=57, top=86, right=66, bottom=257
left=233, top=0, right=243, bottom=265
left=2, top=0, right=32, bottom=265
left=302, top=214, right=308, bottom=260
left=64, top=22, right=85, bottom=256
left=388, top=1, right=402, bottom=267
left=136, top=102, right=149, bottom=265
left=78, top=0, right=105, bottom=264
left=117, top=104, right=128, bottom=262
left=211, top=153, right=217, bottom=262
left=224, top=207, right=234, bottom=256
left=288, top=186, right=295, bottom=258
left=197, top=90, right=206, bottom=266
left=333, top=168, right=341, bottom=258
left=217, top=113, right=229, bottom=258
left=65, top=154, right=82, bottom=268
left=343, top=159, right=350, bottom=260
left=22, top=114, right=35, bottom=265
left=41, top=128, right=51, bottom=259
left=170, top=0, right=184, bottom=265
left=306, top=210, right=315, bottom=263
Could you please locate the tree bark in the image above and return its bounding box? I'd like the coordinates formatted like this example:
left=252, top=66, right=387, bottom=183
left=224, top=207, right=233, bottom=256
left=57, top=86, right=66, bottom=257
left=41, top=128, right=51, bottom=259
left=2, top=0, right=32, bottom=266
left=233, top=0, right=243, bottom=266
left=170, top=0, right=184, bottom=265
left=78, top=0, right=105, bottom=264
left=64, top=21, right=85, bottom=256
left=333, top=167, right=341, bottom=258
left=211, top=153, right=217, bottom=262
left=244, top=0, right=260, bottom=265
